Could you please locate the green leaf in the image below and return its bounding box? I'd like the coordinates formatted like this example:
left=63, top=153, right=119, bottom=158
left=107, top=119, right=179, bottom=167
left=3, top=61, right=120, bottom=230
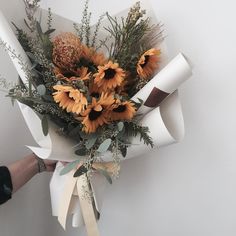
left=69, top=125, right=82, bottom=137
left=85, top=135, right=97, bottom=149
left=73, top=165, right=88, bottom=177
left=11, top=97, right=15, bottom=106
left=18, top=76, right=27, bottom=89
left=97, top=168, right=112, bottom=184
left=44, top=28, right=56, bottom=35
left=117, top=122, right=124, bottom=132
left=75, top=147, right=87, bottom=156
left=60, top=160, right=81, bottom=176
left=120, top=145, right=127, bottom=158
left=79, top=131, right=88, bottom=139
left=131, top=98, right=143, bottom=110
left=137, top=98, right=143, bottom=104
left=97, top=139, right=111, bottom=153
left=42, top=95, right=54, bottom=102
left=117, top=125, right=125, bottom=138
left=31, top=62, right=38, bottom=69
left=124, top=122, right=154, bottom=147
left=36, top=21, right=43, bottom=38
left=37, top=84, right=46, bottom=96
left=41, top=115, right=48, bottom=136
left=26, top=52, right=37, bottom=62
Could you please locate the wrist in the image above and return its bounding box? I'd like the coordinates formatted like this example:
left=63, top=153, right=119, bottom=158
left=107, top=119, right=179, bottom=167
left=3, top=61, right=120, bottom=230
left=25, top=153, right=39, bottom=175
left=29, top=153, right=47, bottom=173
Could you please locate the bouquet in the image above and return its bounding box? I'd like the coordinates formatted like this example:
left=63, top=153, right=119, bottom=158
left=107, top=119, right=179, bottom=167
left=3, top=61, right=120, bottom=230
left=0, top=1, right=192, bottom=235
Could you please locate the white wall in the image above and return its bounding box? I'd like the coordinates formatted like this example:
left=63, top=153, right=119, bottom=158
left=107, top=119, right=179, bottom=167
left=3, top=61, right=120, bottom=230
left=0, top=0, right=236, bottom=236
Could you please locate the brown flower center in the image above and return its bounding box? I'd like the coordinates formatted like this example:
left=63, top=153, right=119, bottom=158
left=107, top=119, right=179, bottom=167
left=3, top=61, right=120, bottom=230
left=104, top=68, right=116, bottom=80
left=141, top=55, right=150, bottom=68
left=63, top=71, right=75, bottom=78
left=89, top=109, right=103, bottom=121
left=76, top=57, right=97, bottom=73
left=113, top=105, right=127, bottom=113
left=90, top=92, right=100, bottom=98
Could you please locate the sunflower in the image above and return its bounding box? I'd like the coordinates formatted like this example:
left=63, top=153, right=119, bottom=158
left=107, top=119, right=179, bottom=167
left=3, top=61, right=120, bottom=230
left=115, top=79, right=128, bottom=96
left=89, top=83, right=101, bottom=99
left=70, top=46, right=107, bottom=75
left=53, top=85, right=87, bottom=114
left=137, top=48, right=161, bottom=79
left=81, top=46, right=107, bottom=67
left=53, top=66, right=90, bottom=82
left=52, top=33, right=83, bottom=70
left=109, top=100, right=136, bottom=121
left=81, top=93, right=114, bottom=133
left=94, top=61, right=125, bottom=91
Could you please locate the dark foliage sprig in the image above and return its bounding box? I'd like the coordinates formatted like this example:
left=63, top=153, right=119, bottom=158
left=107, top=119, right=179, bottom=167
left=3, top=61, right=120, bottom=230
left=104, top=2, right=156, bottom=70
left=124, top=121, right=154, bottom=147
left=47, top=8, right=53, bottom=31
left=23, top=0, right=41, bottom=32
left=12, top=23, right=32, bottom=53
left=91, top=13, right=106, bottom=48
left=74, top=0, right=92, bottom=47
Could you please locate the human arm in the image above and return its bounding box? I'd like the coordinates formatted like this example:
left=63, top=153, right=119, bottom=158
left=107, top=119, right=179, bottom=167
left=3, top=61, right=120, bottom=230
left=7, top=153, right=56, bottom=193
left=0, top=153, right=56, bottom=204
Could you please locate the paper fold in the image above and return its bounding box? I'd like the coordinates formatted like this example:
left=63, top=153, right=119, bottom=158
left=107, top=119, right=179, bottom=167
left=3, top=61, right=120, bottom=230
left=132, top=53, right=192, bottom=115
left=0, top=11, right=31, bottom=85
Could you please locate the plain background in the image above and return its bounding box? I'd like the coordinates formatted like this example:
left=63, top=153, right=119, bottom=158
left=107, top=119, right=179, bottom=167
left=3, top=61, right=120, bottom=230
left=0, top=0, right=236, bottom=235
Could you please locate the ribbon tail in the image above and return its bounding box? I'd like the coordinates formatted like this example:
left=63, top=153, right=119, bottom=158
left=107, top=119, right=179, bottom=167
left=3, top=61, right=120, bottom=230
left=58, top=171, right=77, bottom=230
left=77, top=174, right=100, bottom=236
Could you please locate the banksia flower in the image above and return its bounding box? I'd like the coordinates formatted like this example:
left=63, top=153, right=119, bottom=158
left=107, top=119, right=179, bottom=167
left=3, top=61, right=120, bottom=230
left=52, top=32, right=83, bottom=70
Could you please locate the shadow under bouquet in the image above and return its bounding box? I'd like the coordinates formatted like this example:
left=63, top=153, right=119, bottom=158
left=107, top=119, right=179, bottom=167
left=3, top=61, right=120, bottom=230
left=0, top=1, right=192, bottom=235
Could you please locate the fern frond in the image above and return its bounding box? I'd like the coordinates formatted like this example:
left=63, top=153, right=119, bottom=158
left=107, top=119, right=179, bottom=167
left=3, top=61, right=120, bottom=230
left=124, top=121, right=154, bottom=147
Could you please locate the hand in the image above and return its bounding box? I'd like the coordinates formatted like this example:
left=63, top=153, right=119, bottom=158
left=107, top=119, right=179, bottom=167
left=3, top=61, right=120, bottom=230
left=32, top=153, right=57, bottom=172
left=43, top=159, right=57, bottom=172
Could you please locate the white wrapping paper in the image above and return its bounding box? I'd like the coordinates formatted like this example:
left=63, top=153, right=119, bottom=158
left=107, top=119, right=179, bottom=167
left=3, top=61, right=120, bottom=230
left=0, top=3, right=192, bottom=230
left=0, top=11, right=31, bottom=85
left=132, top=53, right=192, bottom=115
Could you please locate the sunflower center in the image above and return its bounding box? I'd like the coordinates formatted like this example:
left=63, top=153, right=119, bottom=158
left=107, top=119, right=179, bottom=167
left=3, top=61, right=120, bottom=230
left=90, top=92, right=100, bottom=98
left=76, top=58, right=97, bottom=73
left=141, top=55, right=150, bottom=68
left=89, top=109, right=103, bottom=121
left=104, top=68, right=116, bottom=80
left=63, top=71, right=75, bottom=78
left=113, top=105, right=126, bottom=113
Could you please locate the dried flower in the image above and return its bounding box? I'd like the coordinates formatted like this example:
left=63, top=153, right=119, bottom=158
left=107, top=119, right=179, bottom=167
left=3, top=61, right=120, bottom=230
left=52, top=33, right=83, bottom=70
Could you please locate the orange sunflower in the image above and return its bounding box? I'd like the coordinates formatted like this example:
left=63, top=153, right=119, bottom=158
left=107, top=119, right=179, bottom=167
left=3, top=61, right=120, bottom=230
left=109, top=100, right=136, bottom=121
left=137, top=48, right=161, bottom=79
left=94, top=61, right=125, bottom=91
left=89, top=83, right=101, bottom=99
left=81, top=93, right=115, bottom=133
left=53, top=66, right=90, bottom=82
left=81, top=46, right=107, bottom=67
left=53, top=85, right=87, bottom=114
